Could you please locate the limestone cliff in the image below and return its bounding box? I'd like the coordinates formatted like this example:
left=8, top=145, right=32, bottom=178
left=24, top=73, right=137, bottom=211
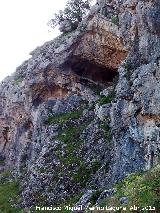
left=0, top=0, right=160, bottom=212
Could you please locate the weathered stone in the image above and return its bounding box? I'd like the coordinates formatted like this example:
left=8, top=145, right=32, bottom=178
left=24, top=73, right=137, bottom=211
left=0, top=0, right=160, bottom=210
left=119, top=196, right=128, bottom=205
left=95, top=103, right=111, bottom=121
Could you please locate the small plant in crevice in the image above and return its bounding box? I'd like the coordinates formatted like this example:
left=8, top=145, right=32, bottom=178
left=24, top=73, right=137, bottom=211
left=124, top=62, right=133, bottom=86
left=98, top=90, right=116, bottom=106
left=99, top=123, right=112, bottom=142
left=111, top=15, right=119, bottom=26
left=0, top=170, right=11, bottom=184
left=14, top=76, right=24, bottom=86
left=98, top=95, right=112, bottom=105
left=124, top=62, right=131, bottom=71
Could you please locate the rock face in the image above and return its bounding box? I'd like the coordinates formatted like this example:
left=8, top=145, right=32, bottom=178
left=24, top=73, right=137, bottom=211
left=0, top=0, right=160, bottom=210
left=110, top=0, right=160, bottom=182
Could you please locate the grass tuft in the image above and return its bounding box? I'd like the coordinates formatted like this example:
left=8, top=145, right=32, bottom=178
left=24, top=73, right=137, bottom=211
left=0, top=171, right=22, bottom=213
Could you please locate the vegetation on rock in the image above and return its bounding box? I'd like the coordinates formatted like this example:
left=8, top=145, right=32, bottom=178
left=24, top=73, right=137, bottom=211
left=48, top=0, right=91, bottom=33
left=98, top=93, right=115, bottom=105
left=111, top=15, right=119, bottom=26
left=14, top=76, right=24, bottom=86
left=0, top=171, right=21, bottom=213
left=45, top=110, right=83, bottom=125
left=101, top=165, right=160, bottom=212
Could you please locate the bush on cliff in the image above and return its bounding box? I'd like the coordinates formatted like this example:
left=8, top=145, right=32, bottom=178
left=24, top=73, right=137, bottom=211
left=101, top=165, right=160, bottom=212
left=48, top=0, right=91, bottom=33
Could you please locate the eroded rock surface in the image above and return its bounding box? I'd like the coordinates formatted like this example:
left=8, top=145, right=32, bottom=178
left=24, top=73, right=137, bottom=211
left=0, top=0, right=160, bottom=210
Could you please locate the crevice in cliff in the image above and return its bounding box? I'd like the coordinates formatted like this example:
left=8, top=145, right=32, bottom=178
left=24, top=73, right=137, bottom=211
left=18, top=120, right=33, bottom=137
left=32, top=85, right=69, bottom=107
left=2, top=127, right=9, bottom=151
left=150, top=151, right=155, bottom=168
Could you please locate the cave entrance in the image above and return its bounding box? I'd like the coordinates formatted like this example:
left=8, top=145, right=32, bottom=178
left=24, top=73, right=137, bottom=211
left=66, top=57, right=118, bottom=86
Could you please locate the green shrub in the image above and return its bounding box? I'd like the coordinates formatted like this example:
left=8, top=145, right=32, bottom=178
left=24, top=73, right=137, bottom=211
left=100, top=124, right=112, bottom=142
left=14, top=77, right=24, bottom=86
left=111, top=16, right=119, bottom=26
left=102, top=165, right=160, bottom=212
left=98, top=91, right=115, bottom=105
left=0, top=171, right=22, bottom=213
left=98, top=96, right=112, bottom=105
left=45, top=110, right=83, bottom=125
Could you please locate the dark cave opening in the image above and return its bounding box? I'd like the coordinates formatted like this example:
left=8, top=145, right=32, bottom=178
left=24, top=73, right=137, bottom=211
left=65, top=57, right=118, bottom=86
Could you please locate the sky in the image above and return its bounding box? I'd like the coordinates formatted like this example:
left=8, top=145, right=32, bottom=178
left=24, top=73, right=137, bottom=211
left=0, top=0, right=67, bottom=82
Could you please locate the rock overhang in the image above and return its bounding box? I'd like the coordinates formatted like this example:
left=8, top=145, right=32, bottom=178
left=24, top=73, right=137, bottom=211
left=72, top=14, right=128, bottom=70
left=58, top=14, right=128, bottom=84
left=28, top=14, right=128, bottom=86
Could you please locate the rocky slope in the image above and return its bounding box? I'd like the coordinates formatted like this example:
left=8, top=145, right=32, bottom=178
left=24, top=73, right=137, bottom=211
left=0, top=0, right=160, bottom=212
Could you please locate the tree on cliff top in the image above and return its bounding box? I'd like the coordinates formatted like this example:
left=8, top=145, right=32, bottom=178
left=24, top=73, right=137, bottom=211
left=48, top=0, right=92, bottom=33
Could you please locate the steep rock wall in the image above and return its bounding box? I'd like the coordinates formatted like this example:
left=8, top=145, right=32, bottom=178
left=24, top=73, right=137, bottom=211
left=109, top=0, right=160, bottom=182
left=0, top=0, right=160, bottom=210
